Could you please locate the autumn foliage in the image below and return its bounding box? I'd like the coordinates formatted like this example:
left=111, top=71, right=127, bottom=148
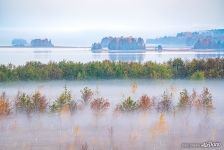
left=0, top=92, right=11, bottom=116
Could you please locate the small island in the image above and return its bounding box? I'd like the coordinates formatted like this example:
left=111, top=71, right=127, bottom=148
left=31, top=39, right=54, bottom=47
left=11, top=38, right=54, bottom=48
left=12, top=39, right=27, bottom=47
left=91, top=36, right=146, bottom=52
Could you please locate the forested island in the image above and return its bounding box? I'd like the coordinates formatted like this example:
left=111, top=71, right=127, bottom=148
left=91, top=36, right=146, bottom=51
left=147, top=29, right=224, bottom=49
left=11, top=38, right=54, bottom=47
left=31, top=39, right=54, bottom=47
left=0, top=58, right=223, bottom=81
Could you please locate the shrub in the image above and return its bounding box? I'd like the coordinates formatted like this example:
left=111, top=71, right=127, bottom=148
left=31, top=91, right=48, bottom=112
left=178, top=89, right=191, bottom=110
left=90, top=97, right=110, bottom=113
left=200, top=88, right=213, bottom=110
left=138, top=95, right=154, bottom=111
left=116, top=97, right=139, bottom=112
left=157, top=90, right=173, bottom=112
left=0, top=92, right=11, bottom=116
left=50, top=86, right=77, bottom=112
left=81, top=87, right=94, bottom=105
left=15, top=92, right=34, bottom=114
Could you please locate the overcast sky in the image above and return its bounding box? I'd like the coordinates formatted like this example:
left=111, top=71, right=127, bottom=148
left=0, top=0, right=224, bottom=45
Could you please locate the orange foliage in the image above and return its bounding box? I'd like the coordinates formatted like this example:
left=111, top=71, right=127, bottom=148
left=90, top=97, right=110, bottom=113
left=150, top=113, right=168, bottom=139
left=0, top=92, right=11, bottom=116
left=139, top=95, right=154, bottom=111
left=131, top=82, right=138, bottom=94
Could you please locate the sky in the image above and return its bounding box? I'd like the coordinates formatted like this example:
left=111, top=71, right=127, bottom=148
left=0, top=0, right=224, bottom=46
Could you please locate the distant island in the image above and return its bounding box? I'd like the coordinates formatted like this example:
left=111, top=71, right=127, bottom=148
left=91, top=36, right=146, bottom=52
left=147, top=29, right=224, bottom=49
left=11, top=38, right=54, bottom=47
left=31, top=39, right=54, bottom=47
left=12, top=39, right=28, bottom=47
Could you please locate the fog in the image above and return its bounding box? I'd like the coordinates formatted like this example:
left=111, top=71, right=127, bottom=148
left=1, top=0, right=224, bottom=46
left=0, top=80, right=224, bottom=149
left=0, top=104, right=223, bottom=149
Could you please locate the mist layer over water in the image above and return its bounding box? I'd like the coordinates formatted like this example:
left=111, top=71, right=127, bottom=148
left=0, top=79, right=224, bottom=113
left=0, top=79, right=224, bottom=150
left=0, top=106, right=223, bottom=149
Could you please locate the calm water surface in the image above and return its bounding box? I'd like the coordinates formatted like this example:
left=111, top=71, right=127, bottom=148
left=0, top=48, right=224, bottom=65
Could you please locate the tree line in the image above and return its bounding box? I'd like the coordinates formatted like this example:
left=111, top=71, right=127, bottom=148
left=0, top=58, right=224, bottom=81
left=0, top=86, right=213, bottom=116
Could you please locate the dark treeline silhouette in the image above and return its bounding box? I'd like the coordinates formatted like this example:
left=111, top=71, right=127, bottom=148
left=91, top=36, right=146, bottom=51
left=0, top=58, right=224, bottom=81
left=91, top=43, right=102, bottom=51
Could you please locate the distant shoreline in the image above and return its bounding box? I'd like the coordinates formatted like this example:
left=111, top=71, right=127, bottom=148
left=0, top=46, right=91, bottom=48
left=0, top=46, right=223, bottom=53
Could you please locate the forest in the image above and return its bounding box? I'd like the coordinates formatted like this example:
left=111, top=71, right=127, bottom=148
left=0, top=58, right=224, bottom=81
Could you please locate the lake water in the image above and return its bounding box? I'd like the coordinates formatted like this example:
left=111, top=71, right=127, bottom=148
left=0, top=48, right=224, bottom=65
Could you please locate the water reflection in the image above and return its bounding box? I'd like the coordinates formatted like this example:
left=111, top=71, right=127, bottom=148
left=109, top=53, right=144, bottom=62
left=1, top=48, right=224, bottom=65
left=196, top=53, right=224, bottom=59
